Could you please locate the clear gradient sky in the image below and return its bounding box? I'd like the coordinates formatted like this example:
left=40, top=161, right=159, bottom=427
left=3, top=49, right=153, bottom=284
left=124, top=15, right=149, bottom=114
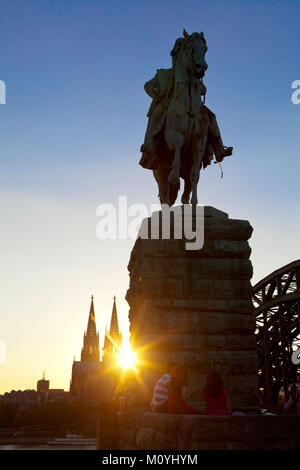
left=0, top=0, right=299, bottom=394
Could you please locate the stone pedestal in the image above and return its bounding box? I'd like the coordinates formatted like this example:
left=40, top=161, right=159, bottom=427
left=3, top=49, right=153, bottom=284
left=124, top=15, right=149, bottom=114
left=126, top=206, right=259, bottom=410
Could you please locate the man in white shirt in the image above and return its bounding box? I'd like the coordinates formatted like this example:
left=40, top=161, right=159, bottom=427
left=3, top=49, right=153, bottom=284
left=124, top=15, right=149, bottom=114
left=151, top=362, right=176, bottom=413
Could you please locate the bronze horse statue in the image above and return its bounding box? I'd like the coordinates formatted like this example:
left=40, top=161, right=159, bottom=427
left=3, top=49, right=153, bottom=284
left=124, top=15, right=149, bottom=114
left=140, top=30, right=232, bottom=206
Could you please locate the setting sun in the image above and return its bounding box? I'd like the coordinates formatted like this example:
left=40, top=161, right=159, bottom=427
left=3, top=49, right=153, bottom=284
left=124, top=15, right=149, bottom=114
left=118, top=342, right=137, bottom=370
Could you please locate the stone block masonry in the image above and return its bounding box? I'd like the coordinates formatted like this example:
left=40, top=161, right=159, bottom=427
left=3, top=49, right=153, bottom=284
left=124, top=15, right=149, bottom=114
left=126, top=206, right=259, bottom=410
left=116, top=409, right=300, bottom=450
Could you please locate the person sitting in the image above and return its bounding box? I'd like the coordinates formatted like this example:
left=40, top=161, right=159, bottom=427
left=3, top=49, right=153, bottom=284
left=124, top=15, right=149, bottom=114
left=203, top=369, right=230, bottom=415
left=151, top=362, right=176, bottom=413
left=278, top=385, right=286, bottom=407
left=168, top=364, right=200, bottom=414
left=283, top=383, right=297, bottom=414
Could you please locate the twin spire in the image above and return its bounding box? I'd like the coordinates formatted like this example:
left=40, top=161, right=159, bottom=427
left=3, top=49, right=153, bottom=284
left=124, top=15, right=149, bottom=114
left=109, top=295, right=120, bottom=338
left=81, top=295, right=122, bottom=362
left=81, top=295, right=99, bottom=362
left=102, top=295, right=122, bottom=360
left=86, top=295, right=97, bottom=336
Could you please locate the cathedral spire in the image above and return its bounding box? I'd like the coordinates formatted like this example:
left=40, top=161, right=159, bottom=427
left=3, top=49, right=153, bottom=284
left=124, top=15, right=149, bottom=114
left=81, top=295, right=100, bottom=362
left=109, top=296, right=120, bottom=337
left=102, top=296, right=122, bottom=361
left=86, top=295, right=97, bottom=336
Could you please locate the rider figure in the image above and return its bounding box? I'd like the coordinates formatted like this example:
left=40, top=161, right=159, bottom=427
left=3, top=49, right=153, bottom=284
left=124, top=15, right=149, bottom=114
left=140, top=36, right=232, bottom=171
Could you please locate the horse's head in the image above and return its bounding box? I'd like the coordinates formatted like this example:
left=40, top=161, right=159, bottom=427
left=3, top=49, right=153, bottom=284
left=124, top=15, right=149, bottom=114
left=172, top=29, right=208, bottom=79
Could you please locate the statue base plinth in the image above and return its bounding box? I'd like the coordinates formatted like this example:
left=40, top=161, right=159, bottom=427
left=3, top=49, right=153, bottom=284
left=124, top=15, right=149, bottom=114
left=126, top=206, right=259, bottom=410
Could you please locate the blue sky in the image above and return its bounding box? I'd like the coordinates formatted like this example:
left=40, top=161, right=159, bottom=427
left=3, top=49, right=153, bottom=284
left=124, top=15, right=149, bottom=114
left=0, top=0, right=299, bottom=393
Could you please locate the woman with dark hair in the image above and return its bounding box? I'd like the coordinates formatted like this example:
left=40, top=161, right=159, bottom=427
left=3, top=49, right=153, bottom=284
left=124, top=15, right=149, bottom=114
left=168, top=364, right=200, bottom=414
left=203, top=369, right=229, bottom=415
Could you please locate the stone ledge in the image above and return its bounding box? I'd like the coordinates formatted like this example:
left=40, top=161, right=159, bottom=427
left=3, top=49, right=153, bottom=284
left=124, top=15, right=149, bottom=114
left=117, top=411, right=300, bottom=450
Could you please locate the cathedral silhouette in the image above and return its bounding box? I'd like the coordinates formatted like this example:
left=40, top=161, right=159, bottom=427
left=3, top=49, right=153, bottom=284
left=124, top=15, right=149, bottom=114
left=70, top=296, right=122, bottom=401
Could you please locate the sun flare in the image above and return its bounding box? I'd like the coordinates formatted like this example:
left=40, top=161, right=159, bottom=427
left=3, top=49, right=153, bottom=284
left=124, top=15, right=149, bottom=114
left=118, top=342, right=137, bottom=370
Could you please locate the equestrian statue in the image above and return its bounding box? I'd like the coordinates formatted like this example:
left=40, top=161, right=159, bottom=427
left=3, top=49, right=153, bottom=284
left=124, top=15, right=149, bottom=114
left=139, top=29, right=232, bottom=206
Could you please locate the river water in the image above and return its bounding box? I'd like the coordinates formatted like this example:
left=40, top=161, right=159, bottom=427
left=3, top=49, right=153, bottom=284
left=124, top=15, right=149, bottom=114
left=0, top=444, right=95, bottom=450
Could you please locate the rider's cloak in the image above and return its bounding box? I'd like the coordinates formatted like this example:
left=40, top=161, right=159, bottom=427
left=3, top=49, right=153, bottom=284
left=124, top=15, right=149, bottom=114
left=139, top=68, right=215, bottom=172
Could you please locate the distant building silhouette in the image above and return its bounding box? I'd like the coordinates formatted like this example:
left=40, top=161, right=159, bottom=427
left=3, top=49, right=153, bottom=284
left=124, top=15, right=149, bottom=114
left=37, top=371, right=49, bottom=393
left=3, top=389, right=41, bottom=410
left=48, top=388, right=67, bottom=402
left=70, top=295, right=122, bottom=401
left=2, top=372, right=69, bottom=409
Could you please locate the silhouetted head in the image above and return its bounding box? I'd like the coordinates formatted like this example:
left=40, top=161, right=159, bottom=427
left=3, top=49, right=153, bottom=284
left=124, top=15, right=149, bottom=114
left=169, top=364, right=188, bottom=393
left=203, top=369, right=224, bottom=398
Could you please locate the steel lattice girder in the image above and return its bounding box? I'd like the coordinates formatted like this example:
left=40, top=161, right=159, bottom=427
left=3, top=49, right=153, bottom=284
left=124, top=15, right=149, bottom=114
left=252, top=260, right=300, bottom=401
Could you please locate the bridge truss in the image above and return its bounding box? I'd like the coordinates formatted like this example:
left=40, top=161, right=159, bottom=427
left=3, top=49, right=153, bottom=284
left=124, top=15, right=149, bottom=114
left=252, top=260, right=300, bottom=402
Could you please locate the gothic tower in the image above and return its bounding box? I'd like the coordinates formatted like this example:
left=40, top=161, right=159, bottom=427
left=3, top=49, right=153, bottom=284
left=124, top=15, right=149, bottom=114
left=102, top=296, right=122, bottom=360
left=81, top=295, right=100, bottom=362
